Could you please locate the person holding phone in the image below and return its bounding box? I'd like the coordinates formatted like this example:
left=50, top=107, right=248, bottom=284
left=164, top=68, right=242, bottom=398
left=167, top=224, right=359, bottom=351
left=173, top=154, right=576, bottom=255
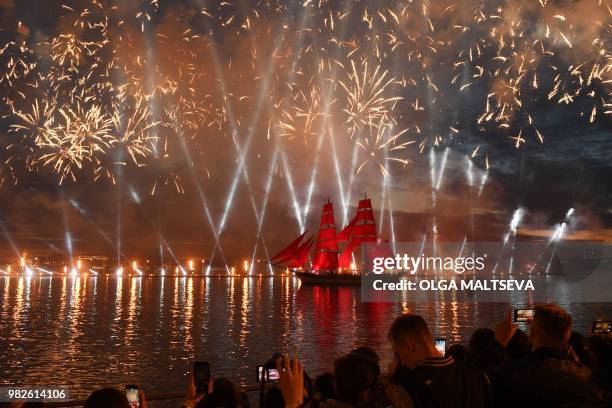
left=180, top=362, right=215, bottom=408
left=275, top=355, right=304, bottom=408
left=193, top=362, right=211, bottom=395
left=387, top=313, right=490, bottom=408
left=490, top=305, right=603, bottom=406
left=434, top=338, right=446, bottom=355
left=256, top=365, right=280, bottom=383
left=180, top=374, right=206, bottom=408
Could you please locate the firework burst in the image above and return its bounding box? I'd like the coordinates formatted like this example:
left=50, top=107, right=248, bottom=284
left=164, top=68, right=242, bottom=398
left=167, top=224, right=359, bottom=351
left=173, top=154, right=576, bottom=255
left=0, top=0, right=608, bottom=189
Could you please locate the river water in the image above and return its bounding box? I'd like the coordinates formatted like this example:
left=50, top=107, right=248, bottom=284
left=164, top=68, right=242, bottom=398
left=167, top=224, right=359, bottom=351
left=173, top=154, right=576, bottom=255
left=0, top=276, right=608, bottom=406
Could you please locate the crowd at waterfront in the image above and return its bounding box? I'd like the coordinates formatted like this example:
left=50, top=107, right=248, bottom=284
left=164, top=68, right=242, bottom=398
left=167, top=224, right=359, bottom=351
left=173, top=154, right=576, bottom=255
left=4, top=304, right=611, bottom=408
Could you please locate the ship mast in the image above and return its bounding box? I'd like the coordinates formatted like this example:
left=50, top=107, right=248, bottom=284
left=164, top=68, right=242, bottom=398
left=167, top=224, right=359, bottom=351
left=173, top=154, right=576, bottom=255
left=312, top=200, right=339, bottom=273
left=338, top=198, right=377, bottom=269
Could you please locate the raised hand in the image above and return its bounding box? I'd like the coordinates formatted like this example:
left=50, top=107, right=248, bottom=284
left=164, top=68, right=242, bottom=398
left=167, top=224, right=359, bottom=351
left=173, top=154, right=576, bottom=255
left=495, top=309, right=517, bottom=347
left=276, top=355, right=304, bottom=408
left=181, top=374, right=205, bottom=408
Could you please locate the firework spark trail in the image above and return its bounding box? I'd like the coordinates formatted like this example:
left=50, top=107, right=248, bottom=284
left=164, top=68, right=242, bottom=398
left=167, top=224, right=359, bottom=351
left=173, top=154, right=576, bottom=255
left=429, top=148, right=439, bottom=272
left=458, top=0, right=610, bottom=154
left=354, top=114, right=412, bottom=178
left=522, top=206, right=576, bottom=275
left=434, top=147, right=449, bottom=191
left=544, top=208, right=575, bottom=274
left=340, top=59, right=404, bottom=139
left=492, top=207, right=525, bottom=275
left=1, top=2, right=229, bottom=190
left=339, top=6, right=416, bottom=176
left=478, top=168, right=489, bottom=198
left=2, top=5, right=159, bottom=186
left=1, top=0, right=608, bottom=187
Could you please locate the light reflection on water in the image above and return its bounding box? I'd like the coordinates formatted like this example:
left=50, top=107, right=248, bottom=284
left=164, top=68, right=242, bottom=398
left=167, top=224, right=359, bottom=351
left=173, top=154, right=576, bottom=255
left=0, top=276, right=608, bottom=404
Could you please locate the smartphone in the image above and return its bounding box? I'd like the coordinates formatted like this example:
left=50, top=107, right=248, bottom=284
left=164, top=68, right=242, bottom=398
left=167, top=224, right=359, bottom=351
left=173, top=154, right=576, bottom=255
left=193, top=361, right=211, bottom=394
left=125, top=385, right=140, bottom=408
left=256, top=365, right=280, bottom=382
left=434, top=338, right=446, bottom=355
left=592, top=320, right=611, bottom=334
left=514, top=308, right=535, bottom=323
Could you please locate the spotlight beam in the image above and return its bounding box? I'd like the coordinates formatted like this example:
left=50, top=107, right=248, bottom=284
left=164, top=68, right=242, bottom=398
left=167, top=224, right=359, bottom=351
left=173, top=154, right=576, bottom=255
left=205, top=8, right=295, bottom=266
left=301, top=118, right=325, bottom=227
left=271, top=4, right=330, bottom=232
left=249, top=147, right=279, bottom=274
left=171, top=119, right=229, bottom=270
left=301, top=0, right=357, bottom=228
left=280, top=150, right=305, bottom=231
left=69, top=199, right=126, bottom=259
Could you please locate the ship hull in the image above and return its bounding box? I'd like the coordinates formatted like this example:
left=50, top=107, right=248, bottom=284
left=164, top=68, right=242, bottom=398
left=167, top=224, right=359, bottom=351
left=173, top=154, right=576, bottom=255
left=295, top=271, right=361, bottom=285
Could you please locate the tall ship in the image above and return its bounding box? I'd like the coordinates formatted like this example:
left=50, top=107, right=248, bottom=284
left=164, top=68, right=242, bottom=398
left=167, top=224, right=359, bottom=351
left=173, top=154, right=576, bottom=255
left=269, top=196, right=392, bottom=285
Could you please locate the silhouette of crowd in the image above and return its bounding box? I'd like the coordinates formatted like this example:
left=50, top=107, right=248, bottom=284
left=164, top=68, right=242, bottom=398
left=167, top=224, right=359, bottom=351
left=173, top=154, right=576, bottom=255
left=59, top=304, right=612, bottom=407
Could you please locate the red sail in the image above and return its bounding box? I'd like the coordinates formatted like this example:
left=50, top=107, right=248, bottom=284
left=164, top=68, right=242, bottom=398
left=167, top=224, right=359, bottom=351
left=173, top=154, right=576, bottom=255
left=339, top=198, right=374, bottom=242
left=312, top=250, right=338, bottom=271
left=270, top=230, right=308, bottom=263
left=312, top=201, right=339, bottom=272
left=352, top=222, right=377, bottom=244
left=357, top=198, right=375, bottom=218
left=338, top=198, right=379, bottom=266
left=320, top=213, right=335, bottom=226
left=318, top=228, right=337, bottom=242
left=288, top=238, right=314, bottom=268
left=353, top=198, right=376, bottom=244
left=358, top=198, right=373, bottom=209
left=274, top=251, right=299, bottom=265
left=321, top=202, right=334, bottom=217
left=356, top=209, right=375, bottom=222
left=338, top=242, right=354, bottom=268
left=337, top=217, right=356, bottom=242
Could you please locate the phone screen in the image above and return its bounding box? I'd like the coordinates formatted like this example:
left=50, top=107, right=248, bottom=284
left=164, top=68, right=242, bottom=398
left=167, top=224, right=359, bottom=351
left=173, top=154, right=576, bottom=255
left=194, top=361, right=210, bottom=394
left=514, top=308, right=535, bottom=322
left=434, top=338, right=446, bottom=355
left=267, top=368, right=280, bottom=381
left=256, top=366, right=280, bottom=382
left=125, top=385, right=139, bottom=408
left=592, top=320, right=611, bottom=334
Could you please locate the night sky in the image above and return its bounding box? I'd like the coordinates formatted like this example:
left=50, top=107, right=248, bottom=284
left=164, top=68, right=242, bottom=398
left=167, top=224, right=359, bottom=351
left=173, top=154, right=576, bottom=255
left=0, top=0, right=610, bottom=263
